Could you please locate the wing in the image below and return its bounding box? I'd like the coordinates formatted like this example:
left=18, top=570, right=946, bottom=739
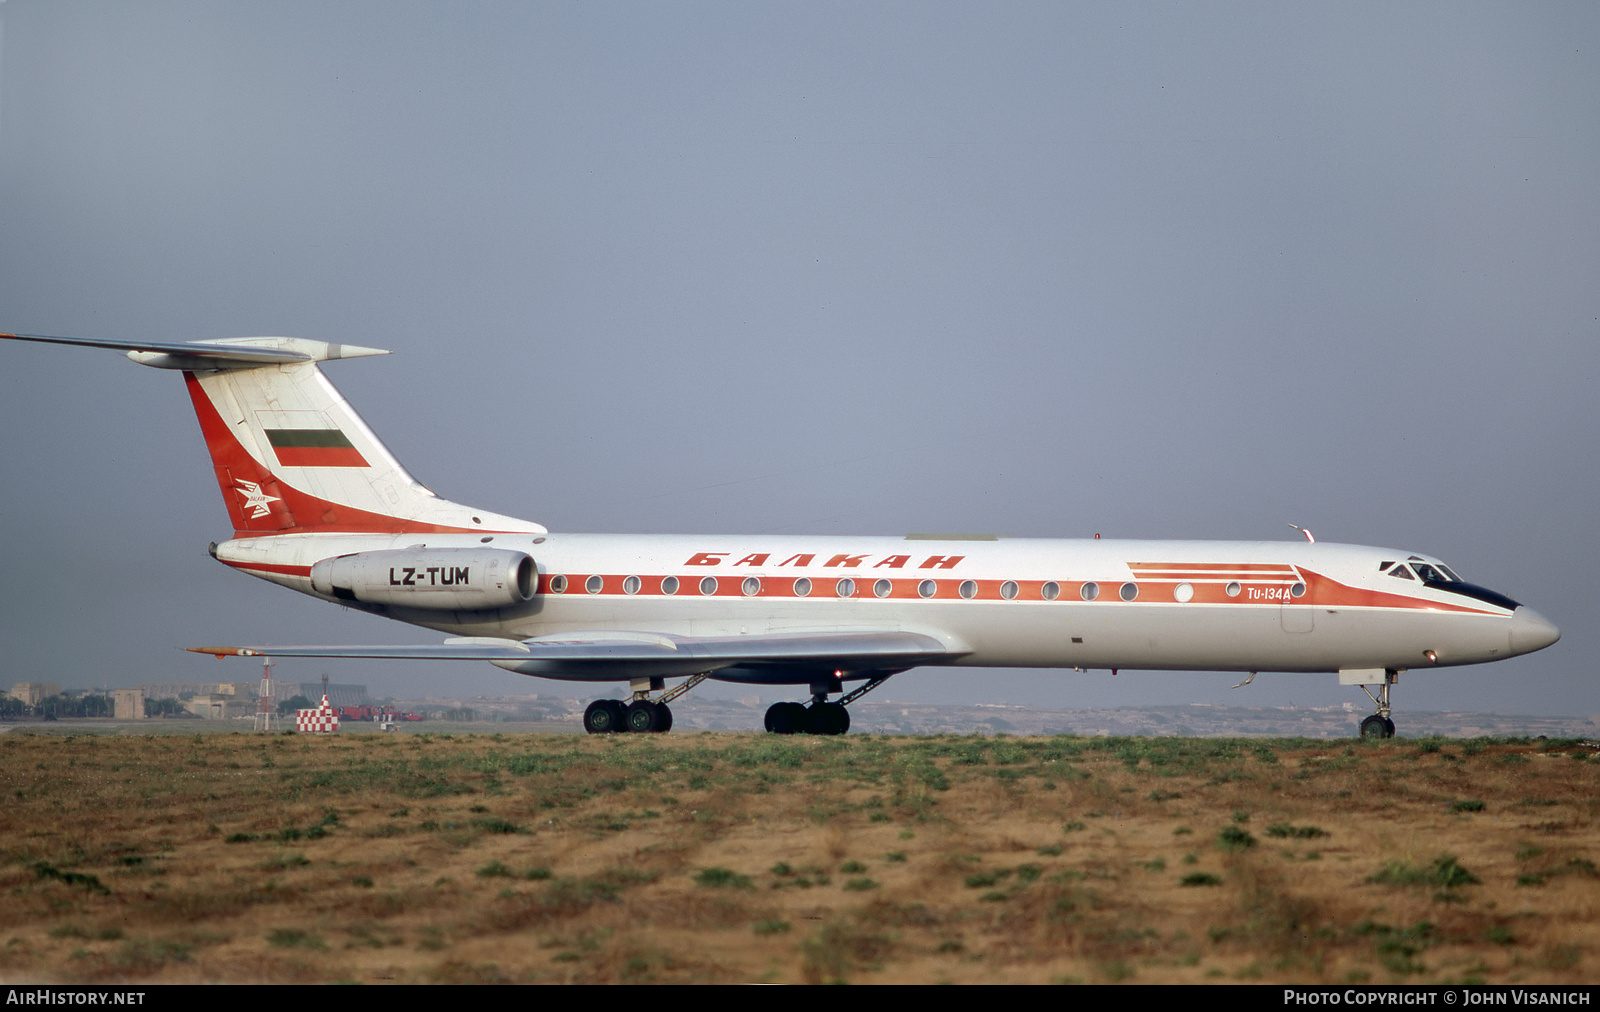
left=189, top=629, right=968, bottom=683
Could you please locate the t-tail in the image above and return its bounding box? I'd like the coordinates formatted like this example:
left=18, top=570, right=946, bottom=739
left=1, top=333, right=543, bottom=537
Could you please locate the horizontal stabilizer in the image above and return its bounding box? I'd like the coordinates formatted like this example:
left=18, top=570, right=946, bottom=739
left=1, top=333, right=388, bottom=370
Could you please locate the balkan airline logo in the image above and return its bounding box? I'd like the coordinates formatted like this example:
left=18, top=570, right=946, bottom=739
left=684, top=552, right=966, bottom=570
left=235, top=480, right=282, bottom=520
left=264, top=428, right=369, bottom=468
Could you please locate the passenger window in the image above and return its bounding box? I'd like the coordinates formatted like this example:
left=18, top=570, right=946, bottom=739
left=1041, top=581, right=1060, bottom=601
left=1000, top=581, right=1018, bottom=600
left=793, top=577, right=812, bottom=597
left=661, top=576, right=679, bottom=595
left=959, top=580, right=977, bottom=599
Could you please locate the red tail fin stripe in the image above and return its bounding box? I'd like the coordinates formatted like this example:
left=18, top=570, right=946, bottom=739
left=183, top=372, right=490, bottom=536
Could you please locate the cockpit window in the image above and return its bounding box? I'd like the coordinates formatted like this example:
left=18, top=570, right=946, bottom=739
left=1387, top=556, right=1463, bottom=582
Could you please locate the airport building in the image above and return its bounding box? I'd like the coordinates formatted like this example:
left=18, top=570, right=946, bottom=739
left=112, top=689, right=144, bottom=720
left=8, top=683, right=62, bottom=706
left=136, top=681, right=371, bottom=711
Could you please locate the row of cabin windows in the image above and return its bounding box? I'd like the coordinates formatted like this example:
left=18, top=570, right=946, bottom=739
left=545, top=575, right=1308, bottom=601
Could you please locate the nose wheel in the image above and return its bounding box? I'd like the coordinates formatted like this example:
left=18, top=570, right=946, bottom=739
left=1359, top=714, right=1396, bottom=739
left=1357, top=676, right=1398, bottom=739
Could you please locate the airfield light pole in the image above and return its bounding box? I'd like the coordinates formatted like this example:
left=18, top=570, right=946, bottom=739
left=254, top=657, right=276, bottom=732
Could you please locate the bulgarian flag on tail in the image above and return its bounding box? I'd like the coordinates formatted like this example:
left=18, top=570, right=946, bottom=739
left=264, top=428, right=369, bottom=468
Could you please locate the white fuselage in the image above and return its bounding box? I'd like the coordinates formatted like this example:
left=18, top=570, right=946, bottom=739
left=215, top=531, right=1554, bottom=683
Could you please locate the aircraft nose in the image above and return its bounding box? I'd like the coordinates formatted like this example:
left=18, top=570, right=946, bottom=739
left=1509, top=607, right=1560, bottom=656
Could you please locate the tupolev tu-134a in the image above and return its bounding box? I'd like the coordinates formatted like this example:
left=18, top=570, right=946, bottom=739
left=1, top=333, right=1560, bottom=738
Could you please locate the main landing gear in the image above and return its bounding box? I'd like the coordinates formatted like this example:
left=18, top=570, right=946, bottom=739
left=1357, top=674, right=1398, bottom=739
left=765, top=699, right=849, bottom=735
left=584, top=673, right=708, bottom=735
left=764, top=673, right=892, bottom=736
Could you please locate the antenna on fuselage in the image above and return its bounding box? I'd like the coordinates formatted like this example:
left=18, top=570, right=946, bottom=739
left=1288, top=524, right=1314, bottom=543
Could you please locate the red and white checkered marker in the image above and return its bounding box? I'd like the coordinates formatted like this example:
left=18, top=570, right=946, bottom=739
left=295, top=695, right=340, bottom=734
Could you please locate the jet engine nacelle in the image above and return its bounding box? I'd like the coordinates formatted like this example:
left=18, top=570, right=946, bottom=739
left=310, top=548, right=537, bottom=610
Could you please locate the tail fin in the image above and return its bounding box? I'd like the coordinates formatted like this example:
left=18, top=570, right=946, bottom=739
left=3, top=333, right=544, bottom=537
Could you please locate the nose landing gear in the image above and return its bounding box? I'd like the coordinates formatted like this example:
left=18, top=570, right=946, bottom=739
left=1356, top=672, right=1399, bottom=739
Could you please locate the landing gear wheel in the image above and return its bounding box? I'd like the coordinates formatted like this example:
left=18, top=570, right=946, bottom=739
left=585, top=699, right=626, bottom=735
left=1359, top=714, right=1394, bottom=739
left=626, top=700, right=662, bottom=733
left=765, top=701, right=807, bottom=734
left=656, top=703, right=673, bottom=733
left=807, top=701, right=850, bottom=736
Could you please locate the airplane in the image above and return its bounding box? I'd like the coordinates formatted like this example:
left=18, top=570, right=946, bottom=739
left=0, top=333, right=1561, bottom=738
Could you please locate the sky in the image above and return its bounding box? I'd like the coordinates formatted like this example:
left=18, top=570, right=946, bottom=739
left=0, top=2, right=1595, bottom=719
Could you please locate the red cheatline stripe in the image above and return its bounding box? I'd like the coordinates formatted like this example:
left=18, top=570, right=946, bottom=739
left=1128, top=562, right=1298, bottom=571
left=220, top=560, right=313, bottom=577
left=526, top=570, right=1496, bottom=613
left=1136, top=575, right=1300, bottom=583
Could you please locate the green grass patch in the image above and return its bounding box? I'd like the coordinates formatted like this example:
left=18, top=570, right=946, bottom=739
left=1216, top=826, right=1256, bottom=851
left=1265, top=823, right=1328, bottom=839
left=694, top=867, right=754, bottom=890
left=33, top=862, right=110, bottom=894
left=265, top=928, right=327, bottom=950
left=1368, top=855, right=1479, bottom=890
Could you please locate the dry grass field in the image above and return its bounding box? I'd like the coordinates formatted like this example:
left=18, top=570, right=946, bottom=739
left=1, top=728, right=1597, bottom=984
